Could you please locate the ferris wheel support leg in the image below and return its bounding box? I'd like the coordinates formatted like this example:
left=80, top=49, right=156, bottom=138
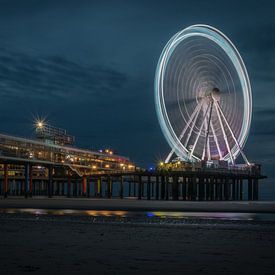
left=214, top=101, right=235, bottom=165
left=189, top=102, right=211, bottom=161
left=210, top=120, right=223, bottom=159
left=165, top=150, right=175, bottom=163
left=201, top=104, right=208, bottom=160
left=165, top=100, right=203, bottom=163
left=204, top=101, right=214, bottom=161
left=184, top=100, right=205, bottom=148
left=216, top=102, right=250, bottom=165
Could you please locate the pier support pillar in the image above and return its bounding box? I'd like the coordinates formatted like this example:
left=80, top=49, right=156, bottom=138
left=210, top=177, right=214, bottom=200
left=98, top=177, right=102, bottom=197
left=161, top=176, right=165, bottom=200
left=138, top=175, right=142, bottom=200
left=3, top=164, right=8, bottom=198
left=155, top=176, right=159, bottom=200
left=198, top=177, right=204, bottom=201
left=172, top=175, right=178, bottom=200
left=24, top=163, right=30, bottom=198
left=253, top=179, right=259, bottom=201
left=165, top=176, right=169, bottom=200
left=120, top=176, right=124, bottom=199
left=82, top=176, right=87, bottom=196
left=182, top=178, right=187, bottom=200
left=240, top=179, right=243, bottom=200
left=192, top=177, right=197, bottom=201
left=48, top=166, right=53, bottom=198
left=147, top=176, right=151, bottom=200
left=86, top=177, right=90, bottom=197
left=67, top=173, right=71, bottom=197
left=225, top=178, right=230, bottom=200
left=232, top=179, right=236, bottom=200
left=107, top=176, right=112, bottom=198
left=248, top=178, right=253, bottom=201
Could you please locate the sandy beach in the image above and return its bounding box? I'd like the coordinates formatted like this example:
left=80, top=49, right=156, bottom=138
left=0, top=198, right=275, bottom=274
left=0, top=212, right=275, bottom=275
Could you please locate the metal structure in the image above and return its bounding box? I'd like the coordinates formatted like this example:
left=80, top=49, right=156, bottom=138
left=35, top=120, right=75, bottom=146
left=155, top=24, right=252, bottom=165
left=0, top=131, right=135, bottom=177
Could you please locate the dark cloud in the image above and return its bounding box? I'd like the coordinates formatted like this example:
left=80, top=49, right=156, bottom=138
left=0, top=0, right=275, bottom=195
left=0, top=48, right=128, bottom=101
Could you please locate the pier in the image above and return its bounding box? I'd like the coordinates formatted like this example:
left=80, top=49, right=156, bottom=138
left=0, top=163, right=265, bottom=201
left=0, top=122, right=266, bottom=201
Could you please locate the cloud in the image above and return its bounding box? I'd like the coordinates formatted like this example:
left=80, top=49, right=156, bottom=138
left=0, top=47, right=128, bottom=101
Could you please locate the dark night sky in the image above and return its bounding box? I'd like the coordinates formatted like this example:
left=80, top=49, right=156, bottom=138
left=0, top=0, right=275, bottom=199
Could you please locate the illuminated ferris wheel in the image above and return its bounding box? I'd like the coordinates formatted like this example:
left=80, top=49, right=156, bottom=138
left=155, top=24, right=252, bottom=165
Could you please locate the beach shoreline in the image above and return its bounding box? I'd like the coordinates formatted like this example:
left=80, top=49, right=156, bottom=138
left=1, top=197, right=275, bottom=213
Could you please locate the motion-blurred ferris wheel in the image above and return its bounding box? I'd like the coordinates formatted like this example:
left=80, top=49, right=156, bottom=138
left=155, top=24, right=252, bottom=165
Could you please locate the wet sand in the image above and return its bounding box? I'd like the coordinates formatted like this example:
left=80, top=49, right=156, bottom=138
left=1, top=213, right=275, bottom=274
left=1, top=198, right=275, bottom=274
left=1, top=197, right=275, bottom=213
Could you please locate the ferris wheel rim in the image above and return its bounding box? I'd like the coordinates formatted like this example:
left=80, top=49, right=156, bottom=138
left=155, top=24, right=252, bottom=163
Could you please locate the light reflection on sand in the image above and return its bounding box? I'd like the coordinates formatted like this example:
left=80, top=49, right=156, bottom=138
left=1, top=208, right=275, bottom=221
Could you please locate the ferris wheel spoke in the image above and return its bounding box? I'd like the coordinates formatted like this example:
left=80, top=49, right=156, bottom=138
left=189, top=101, right=211, bottom=161
left=216, top=102, right=250, bottom=165
left=184, top=99, right=205, bottom=148
left=165, top=100, right=204, bottom=163
left=214, top=101, right=234, bottom=164
left=210, top=120, right=223, bottom=159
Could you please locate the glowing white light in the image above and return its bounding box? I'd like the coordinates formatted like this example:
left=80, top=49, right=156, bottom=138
left=155, top=24, right=252, bottom=163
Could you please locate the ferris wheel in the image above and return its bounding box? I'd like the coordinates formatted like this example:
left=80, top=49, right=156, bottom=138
left=155, top=24, right=252, bottom=165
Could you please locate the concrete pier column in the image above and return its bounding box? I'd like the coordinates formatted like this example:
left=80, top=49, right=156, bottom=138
left=224, top=178, right=229, bottom=200
left=248, top=178, right=253, bottom=201
left=86, top=177, right=90, bottom=197
left=161, top=175, right=165, bottom=200
left=236, top=179, right=240, bottom=200
left=138, top=175, right=142, bottom=200
left=98, top=177, right=102, bottom=197
left=253, top=179, right=259, bottom=200
left=219, top=179, right=223, bottom=200
left=61, top=181, right=65, bottom=196
left=48, top=166, right=53, bottom=198
left=67, top=173, right=71, bottom=197
left=120, top=176, right=124, bottom=199
left=155, top=176, right=159, bottom=200
left=165, top=176, right=169, bottom=200
left=187, top=178, right=192, bottom=200
left=128, top=181, right=132, bottom=197
left=24, top=163, right=30, bottom=198
left=205, top=178, right=210, bottom=200
left=209, top=177, right=214, bottom=200
left=82, top=176, right=87, bottom=196
left=29, top=165, right=33, bottom=197
left=3, top=164, right=8, bottom=198
left=192, top=177, right=197, bottom=201
left=107, top=176, right=112, bottom=198
left=240, top=179, right=243, bottom=200
left=232, top=179, right=236, bottom=200
left=172, top=175, right=179, bottom=200
left=182, top=177, right=187, bottom=200
left=147, top=176, right=151, bottom=200
left=198, top=177, right=204, bottom=201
